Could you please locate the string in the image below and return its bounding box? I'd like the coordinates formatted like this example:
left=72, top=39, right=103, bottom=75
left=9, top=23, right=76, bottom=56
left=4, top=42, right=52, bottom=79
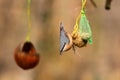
left=71, top=14, right=80, bottom=36
left=81, top=0, right=86, bottom=10
left=72, top=0, right=86, bottom=36
left=26, top=0, right=31, bottom=41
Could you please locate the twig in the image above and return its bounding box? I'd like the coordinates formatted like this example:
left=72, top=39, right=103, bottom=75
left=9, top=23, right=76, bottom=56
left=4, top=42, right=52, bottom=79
left=90, top=0, right=97, bottom=8
left=105, top=0, right=112, bottom=10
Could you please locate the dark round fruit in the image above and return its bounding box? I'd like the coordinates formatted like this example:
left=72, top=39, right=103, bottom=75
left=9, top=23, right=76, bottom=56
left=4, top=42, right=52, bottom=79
left=14, top=41, right=40, bottom=70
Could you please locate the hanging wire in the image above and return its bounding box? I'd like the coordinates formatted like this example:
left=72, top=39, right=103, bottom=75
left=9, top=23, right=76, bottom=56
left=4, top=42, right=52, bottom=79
left=72, top=0, right=86, bottom=36
left=81, top=0, right=86, bottom=10
left=26, top=0, right=31, bottom=41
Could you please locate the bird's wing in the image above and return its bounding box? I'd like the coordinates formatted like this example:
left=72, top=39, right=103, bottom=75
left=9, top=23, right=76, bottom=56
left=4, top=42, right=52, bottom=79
left=60, top=22, right=69, bottom=54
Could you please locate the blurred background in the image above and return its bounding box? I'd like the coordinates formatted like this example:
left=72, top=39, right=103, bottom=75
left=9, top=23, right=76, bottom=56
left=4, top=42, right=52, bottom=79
left=0, top=0, right=120, bottom=80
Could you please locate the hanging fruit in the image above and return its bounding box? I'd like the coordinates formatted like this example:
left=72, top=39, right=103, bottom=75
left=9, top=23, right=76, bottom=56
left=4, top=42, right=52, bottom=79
left=72, top=0, right=92, bottom=47
left=72, top=32, right=88, bottom=48
left=14, top=0, right=40, bottom=69
left=14, top=41, right=40, bottom=70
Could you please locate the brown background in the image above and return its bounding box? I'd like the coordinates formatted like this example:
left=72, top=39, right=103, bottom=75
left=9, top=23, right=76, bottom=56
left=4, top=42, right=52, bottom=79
left=0, top=0, right=120, bottom=80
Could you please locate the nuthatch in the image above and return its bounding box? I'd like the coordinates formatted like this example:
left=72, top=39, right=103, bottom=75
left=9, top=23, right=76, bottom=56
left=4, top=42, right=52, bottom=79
left=60, top=23, right=73, bottom=54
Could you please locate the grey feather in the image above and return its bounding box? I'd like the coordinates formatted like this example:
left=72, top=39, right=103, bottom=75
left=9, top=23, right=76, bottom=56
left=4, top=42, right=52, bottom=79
left=60, top=22, right=69, bottom=54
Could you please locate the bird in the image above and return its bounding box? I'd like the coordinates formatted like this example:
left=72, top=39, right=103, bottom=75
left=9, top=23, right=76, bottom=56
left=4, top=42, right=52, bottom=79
left=60, top=22, right=73, bottom=54
left=14, top=41, right=40, bottom=70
